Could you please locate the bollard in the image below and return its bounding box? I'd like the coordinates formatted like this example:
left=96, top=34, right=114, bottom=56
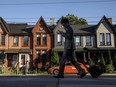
left=16, top=67, right=18, bottom=74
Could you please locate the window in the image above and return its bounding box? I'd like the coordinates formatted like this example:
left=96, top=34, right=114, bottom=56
left=63, top=37, right=65, bottom=45
left=42, top=34, right=47, bottom=45
left=23, top=36, right=28, bottom=46
left=36, top=34, right=41, bottom=45
left=1, top=34, right=5, bottom=45
left=57, top=34, right=62, bottom=45
left=36, top=50, right=40, bottom=58
left=86, top=36, right=91, bottom=46
left=42, top=50, right=46, bottom=63
left=75, top=36, right=81, bottom=46
left=106, top=33, right=111, bottom=45
left=13, top=36, right=19, bottom=46
left=100, top=33, right=105, bottom=45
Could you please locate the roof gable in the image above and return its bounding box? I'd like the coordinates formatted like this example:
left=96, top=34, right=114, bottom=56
left=32, top=16, right=51, bottom=33
left=96, top=16, right=114, bottom=32
left=0, top=17, right=9, bottom=33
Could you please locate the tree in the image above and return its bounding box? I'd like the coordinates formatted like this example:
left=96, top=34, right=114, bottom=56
left=100, top=53, right=106, bottom=72
left=50, top=49, right=59, bottom=67
left=100, top=53, right=105, bottom=66
left=57, top=14, right=88, bottom=25
left=105, top=50, right=114, bottom=73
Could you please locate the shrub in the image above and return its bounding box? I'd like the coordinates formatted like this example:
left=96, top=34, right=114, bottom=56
left=105, top=64, right=114, bottom=73
left=87, top=58, right=93, bottom=66
left=50, top=49, right=59, bottom=67
left=105, top=50, right=114, bottom=73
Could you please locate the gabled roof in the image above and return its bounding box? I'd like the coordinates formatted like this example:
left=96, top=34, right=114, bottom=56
left=54, top=16, right=115, bottom=35
left=32, top=16, right=52, bottom=33
left=113, top=24, right=116, bottom=33
left=8, top=23, right=34, bottom=35
left=71, top=25, right=97, bottom=35
left=96, top=15, right=114, bottom=32
left=0, top=17, right=9, bottom=33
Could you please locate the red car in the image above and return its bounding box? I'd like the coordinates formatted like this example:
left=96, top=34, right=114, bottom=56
left=48, top=62, right=89, bottom=75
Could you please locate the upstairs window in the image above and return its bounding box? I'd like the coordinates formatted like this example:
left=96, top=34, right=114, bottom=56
left=75, top=36, right=81, bottom=46
left=36, top=34, right=41, bottom=45
left=1, top=34, right=5, bottom=45
left=86, top=36, right=91, bottom=46
left=23, top=36, right=28, bottom=46
left=36, top=50, right=40, bottom=58
left=42, top=34, right=47, bottom=45
left=13, top=36, right=19, bottom=46
left=63, top=37, right=65, bottom=45
left=100, top=33, right=105, bottom=45
left=106, top=33, right=111, bottom=45
left=57, top=34, right=62, bottom=45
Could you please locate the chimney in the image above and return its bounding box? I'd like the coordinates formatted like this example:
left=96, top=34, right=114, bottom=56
left=50, top=18, right=54, bottom=25
left=107, top=18, right=112, bottom=24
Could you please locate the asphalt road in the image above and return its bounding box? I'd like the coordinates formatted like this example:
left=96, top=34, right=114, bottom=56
left=0, top=74, right=116, bottom=87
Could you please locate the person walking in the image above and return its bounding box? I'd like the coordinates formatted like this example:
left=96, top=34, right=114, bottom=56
left=54, top=18, right=86, bottom=78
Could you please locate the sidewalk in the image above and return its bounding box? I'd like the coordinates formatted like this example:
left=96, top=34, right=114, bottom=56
left=0, top=73, right=116, bottom=77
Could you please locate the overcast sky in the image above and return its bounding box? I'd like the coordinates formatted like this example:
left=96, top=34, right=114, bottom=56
left=0, top=0, right=116, bottom=25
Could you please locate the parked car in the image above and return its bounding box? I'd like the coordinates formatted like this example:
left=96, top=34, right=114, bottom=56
left=48, top=62, right=89, bottom=75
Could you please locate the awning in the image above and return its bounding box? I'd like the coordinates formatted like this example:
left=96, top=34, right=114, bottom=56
left=5, top=49, right=32, bottom=53
left=5, top=49, right=19, bottom=53
left=19, top=49, right=32, bottom=53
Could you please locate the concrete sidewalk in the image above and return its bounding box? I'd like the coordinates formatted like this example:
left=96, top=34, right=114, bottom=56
left=0, top=73, right=116, bottom=77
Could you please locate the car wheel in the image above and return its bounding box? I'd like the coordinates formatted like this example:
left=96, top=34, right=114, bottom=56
left=53, top=69, right=59, bottom=75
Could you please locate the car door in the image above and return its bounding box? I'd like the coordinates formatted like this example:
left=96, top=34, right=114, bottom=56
left=64, top=63, right=78, bottom=74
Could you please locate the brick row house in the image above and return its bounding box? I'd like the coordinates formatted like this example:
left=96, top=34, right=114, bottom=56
left=0, top=16, right=52, bottom=73
left=0, top=15, right=116, bottom=73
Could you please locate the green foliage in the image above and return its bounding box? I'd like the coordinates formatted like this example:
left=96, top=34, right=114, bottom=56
left=50, top=49, right=59, bottom=67
left=107, top=50, right=112, bottom=64
left=100, top=53, right=105, bottom=66
left=57, top=14, right=88, bottom=25
left=105, top=50, right=114, bottom=73
left=105, top=64, right=114, bottom=73
left=87, top=58, right=93, bottom=66
left=65, top=14, right=87, bottom=25
left=100, top=53, right=106, bottom=72
left=112, top=54, right=116, bottom=70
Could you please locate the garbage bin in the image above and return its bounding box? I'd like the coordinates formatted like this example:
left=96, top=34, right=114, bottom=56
left=22, top=65, right=26, bottom=75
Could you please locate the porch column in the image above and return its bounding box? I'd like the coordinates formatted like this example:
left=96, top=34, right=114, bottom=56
left=88, top=51, right=90, bottom=59
left=83, top=52, right=87, bottom=62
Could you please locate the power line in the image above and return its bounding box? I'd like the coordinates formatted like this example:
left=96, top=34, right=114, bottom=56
left=6, top=20, right=116, bottom=24
left=0, top=0, right=116, bottom=6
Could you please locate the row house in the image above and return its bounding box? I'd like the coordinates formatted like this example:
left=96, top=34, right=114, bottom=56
left=0, top=16, right=52, bottom=71
left=53, top=16, right=116, bottom=63
left=0, top=15, right=116, bottom=71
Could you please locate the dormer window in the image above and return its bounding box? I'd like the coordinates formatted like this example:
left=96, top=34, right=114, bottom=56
left=106, top=33, right=111, bottom=45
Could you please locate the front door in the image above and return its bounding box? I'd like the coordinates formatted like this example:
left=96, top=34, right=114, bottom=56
left=19, top=54, right=30, bottom=68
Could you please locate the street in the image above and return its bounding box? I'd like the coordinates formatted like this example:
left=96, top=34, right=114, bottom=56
left=0, top=74, right=116, bottom=87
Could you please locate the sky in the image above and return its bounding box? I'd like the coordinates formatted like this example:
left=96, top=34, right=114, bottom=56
left=0, top=0, right=116, bottom=25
